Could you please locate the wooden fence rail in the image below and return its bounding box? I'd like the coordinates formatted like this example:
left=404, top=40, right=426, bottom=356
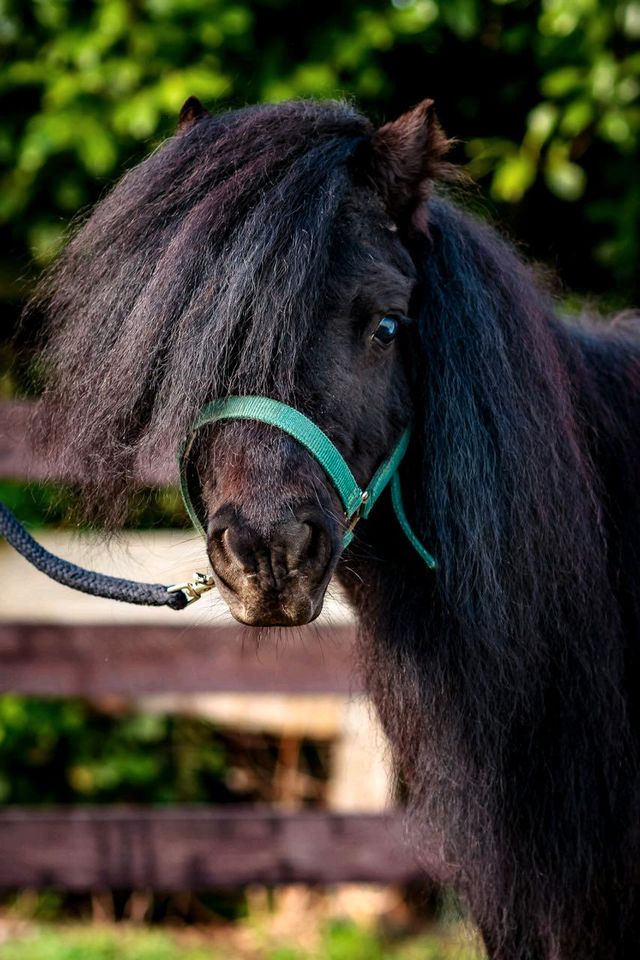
left=0, top=808, right=421, bottom=890
left=0, top=622, right=359, bottom=697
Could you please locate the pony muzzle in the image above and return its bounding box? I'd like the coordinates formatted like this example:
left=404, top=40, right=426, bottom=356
left=178, top=396, right=437, bottom=626
left=206, top=503, right=337, bottom=626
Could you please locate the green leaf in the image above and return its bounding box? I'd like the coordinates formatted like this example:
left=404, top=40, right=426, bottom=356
left=559, top=99, right=594, bottom=136
left=491, top=152, right=537, bottom=202
left=526, top=102, right=558, bottom=146
left=544, top=156, right=587, bottom=200
left=599, top=110, right=633, bottom=143
left=541, top=66, right=584, bottom=98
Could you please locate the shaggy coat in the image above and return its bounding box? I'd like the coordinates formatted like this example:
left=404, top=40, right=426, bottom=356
left=33, top=99, right=640, bottom=960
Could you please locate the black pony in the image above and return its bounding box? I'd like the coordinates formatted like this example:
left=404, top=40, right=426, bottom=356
left=33, top=98, right=640, bottom=958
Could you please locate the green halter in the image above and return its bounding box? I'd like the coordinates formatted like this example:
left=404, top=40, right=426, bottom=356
left=178, top=395, right=437, bottom=570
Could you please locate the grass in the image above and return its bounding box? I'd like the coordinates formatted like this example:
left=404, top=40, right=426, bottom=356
left=0, top=920, right=484, bottom=960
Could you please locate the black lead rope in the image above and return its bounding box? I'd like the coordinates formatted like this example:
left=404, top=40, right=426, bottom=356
left=0, top=502, right=215, bottom=611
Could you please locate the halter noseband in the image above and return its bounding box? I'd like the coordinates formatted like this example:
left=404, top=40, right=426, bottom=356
left=0, top=395, right=435, bottom=615
left=178, top=395, right=437, bottom=569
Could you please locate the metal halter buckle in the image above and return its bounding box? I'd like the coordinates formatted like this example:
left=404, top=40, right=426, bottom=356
left=167, top=571, right=216, bottom=605
left=345, top=490, right=369, bottom=534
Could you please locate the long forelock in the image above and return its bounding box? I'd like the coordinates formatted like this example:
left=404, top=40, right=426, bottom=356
left=33, top=100, right=372, bottom=523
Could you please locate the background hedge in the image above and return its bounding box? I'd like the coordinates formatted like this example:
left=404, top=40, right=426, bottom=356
left=1, top=0, right=638, bottom=338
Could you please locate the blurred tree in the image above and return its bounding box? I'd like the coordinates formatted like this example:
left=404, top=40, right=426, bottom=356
left=0, top=0, right=638, bottom=317
left=0, top=694, right=329, bottom=807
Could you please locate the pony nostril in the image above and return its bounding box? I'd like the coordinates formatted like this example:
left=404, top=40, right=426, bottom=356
left=304, top=521, right=326, bottom=564
left=211, top=528, right=233, bottom=565
left=277, top=520, right=313, bottom=565
left=208, top=525, right=228, bottom=556
left=214, top=525, right=257, bottom=576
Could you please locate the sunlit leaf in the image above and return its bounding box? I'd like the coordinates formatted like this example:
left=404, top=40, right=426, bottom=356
left=491, top=152, right=537, bottom=202
left=559, top=98, right=593, bottom=135
left=526, top=102, right=558, bottom=145
left=544, top=154, right=587, bottom=199
left=541, top=66, right=584, bottom=97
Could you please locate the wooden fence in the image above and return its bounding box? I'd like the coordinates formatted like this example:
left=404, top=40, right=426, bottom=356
left=0, top=400, right=421, bottom=890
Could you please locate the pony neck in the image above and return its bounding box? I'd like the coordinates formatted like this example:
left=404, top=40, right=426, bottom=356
left=341, top=197, right=632, bottom=957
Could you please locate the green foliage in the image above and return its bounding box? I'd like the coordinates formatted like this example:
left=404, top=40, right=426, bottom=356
left=0, top=480, right=69, bottom=528
left=465, top=0, right=640, bottom=295
left=0, top=480, right=189, bottom=529
left=0, top=696, right=227, bottom=803
left=0, top=0, right=638, bottom=305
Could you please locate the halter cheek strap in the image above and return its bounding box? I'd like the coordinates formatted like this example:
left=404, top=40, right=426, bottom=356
left=178, top=395, right=437, bottom=570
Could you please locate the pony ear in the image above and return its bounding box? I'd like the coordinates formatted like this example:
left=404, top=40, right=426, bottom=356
left=178, top=96, right=210, bottom=132
left=366, top=100, right=456, bottom=234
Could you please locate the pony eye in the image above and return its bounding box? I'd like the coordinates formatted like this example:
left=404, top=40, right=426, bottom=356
left=372, top=315, right=400, bottom=347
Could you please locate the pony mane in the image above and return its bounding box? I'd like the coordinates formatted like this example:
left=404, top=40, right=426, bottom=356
left=32, top=99, right=372, bottom=523
left=358, top=199, right=635, bottom=957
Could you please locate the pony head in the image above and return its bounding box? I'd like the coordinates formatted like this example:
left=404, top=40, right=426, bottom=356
left=35, top=98, right=454, bottom=626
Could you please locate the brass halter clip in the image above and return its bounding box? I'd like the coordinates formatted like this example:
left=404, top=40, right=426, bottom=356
left=167, top=571, right=216, bottom=605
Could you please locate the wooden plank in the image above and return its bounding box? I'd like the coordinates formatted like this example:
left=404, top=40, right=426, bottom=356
left=0, top=807, right=422, bottom=889
left=0, top=400, right=173, bottom=485
left=0, top=622, right=360, bottom=696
